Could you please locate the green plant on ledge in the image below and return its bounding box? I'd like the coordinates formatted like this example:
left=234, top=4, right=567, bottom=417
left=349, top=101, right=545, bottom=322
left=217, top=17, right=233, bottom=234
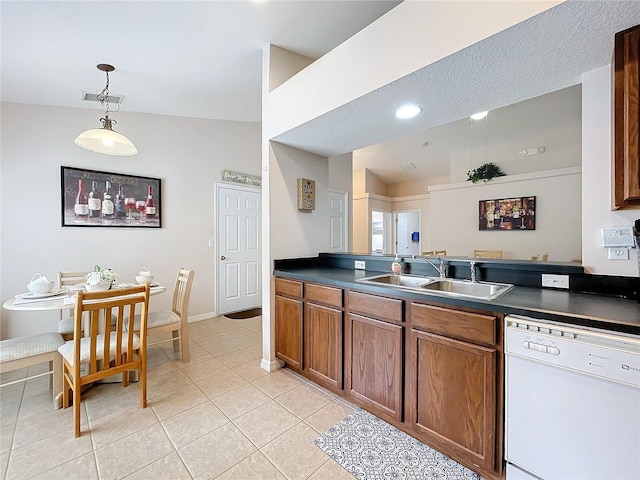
left=466, top=162, right=506, bottom=183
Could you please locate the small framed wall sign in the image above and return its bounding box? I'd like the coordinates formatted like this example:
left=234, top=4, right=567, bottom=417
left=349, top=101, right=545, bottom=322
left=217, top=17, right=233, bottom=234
left=297, top=178, right=315, bottom=211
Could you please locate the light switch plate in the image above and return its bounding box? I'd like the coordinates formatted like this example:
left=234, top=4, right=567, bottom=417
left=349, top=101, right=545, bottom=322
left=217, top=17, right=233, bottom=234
left=354, top=260, right=366, bottom=269
left=541, top=274, right=569, bottom=289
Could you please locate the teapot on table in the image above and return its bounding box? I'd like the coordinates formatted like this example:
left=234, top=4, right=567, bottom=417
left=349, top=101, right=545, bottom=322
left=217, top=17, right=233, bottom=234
left=26, top=273, right=55, bottom=294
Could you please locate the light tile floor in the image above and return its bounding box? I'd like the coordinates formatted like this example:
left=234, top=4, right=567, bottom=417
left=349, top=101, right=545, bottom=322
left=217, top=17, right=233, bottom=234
left=0, top=316, right=356, bottom=480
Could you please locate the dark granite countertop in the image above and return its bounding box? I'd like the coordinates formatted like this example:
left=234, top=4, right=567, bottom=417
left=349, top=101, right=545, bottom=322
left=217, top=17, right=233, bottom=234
left=273, top=266, right=640, bottom=335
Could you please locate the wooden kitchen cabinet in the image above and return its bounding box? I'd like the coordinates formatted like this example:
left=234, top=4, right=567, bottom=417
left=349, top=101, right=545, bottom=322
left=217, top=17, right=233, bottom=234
left=614, top=24, right=640, bottom=209
left=304, top=283, right=344, bottom=391
left=347, top=291, right=404, bottom=422
left=274, top=278, right=303, bottom=371
left=408, top=302, right=500, bottom=478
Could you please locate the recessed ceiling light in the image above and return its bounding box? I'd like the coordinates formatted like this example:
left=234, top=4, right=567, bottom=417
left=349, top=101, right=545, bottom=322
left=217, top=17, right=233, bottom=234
left=420, top=141, right=430, bottom=147
left=470, top=111, right=488, bottom=121
left=396, top=104, right=422, bottom=119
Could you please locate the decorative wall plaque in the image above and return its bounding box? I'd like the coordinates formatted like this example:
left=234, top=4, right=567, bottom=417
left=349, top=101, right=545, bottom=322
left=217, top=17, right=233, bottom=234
left=221, top=169, right=262, bottom=187
left=297, top=178, right=315, bottom=211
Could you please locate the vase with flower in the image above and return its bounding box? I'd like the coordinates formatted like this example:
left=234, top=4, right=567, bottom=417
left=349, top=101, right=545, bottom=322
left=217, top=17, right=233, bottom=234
left=85, top=265, right=119, bottom=292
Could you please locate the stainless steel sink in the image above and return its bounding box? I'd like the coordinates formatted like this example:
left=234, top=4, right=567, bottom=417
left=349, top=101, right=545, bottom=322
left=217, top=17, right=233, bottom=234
left=356, top=274, right=435, bottom=289
left=356, top=274, right=512, bottom=300
left=420, top=279, right=512, bottom=300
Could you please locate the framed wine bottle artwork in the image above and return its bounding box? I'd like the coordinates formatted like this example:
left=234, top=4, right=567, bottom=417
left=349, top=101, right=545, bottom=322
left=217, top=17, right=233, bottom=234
left=61, top=166, right=162, bottom=228
left=478, top=196, right=535, bottom=231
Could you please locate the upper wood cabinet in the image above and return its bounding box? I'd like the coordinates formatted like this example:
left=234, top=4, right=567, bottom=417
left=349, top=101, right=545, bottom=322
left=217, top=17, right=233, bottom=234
left=614, top=24, right=640, bottom=209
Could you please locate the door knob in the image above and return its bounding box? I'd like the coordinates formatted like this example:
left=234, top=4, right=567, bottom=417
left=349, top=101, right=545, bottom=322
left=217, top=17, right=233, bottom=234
left=220, top=256, right=226, bottom=260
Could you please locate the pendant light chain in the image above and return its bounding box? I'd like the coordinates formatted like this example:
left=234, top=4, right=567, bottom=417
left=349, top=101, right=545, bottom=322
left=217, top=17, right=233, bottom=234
left=98, top=69, right=117, bottom=130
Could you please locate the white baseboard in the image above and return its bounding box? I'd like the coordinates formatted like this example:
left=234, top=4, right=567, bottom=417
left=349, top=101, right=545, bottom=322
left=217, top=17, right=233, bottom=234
left=188, top=312, right=217, bottom=323
left=260, top=358, right=284, bottom=372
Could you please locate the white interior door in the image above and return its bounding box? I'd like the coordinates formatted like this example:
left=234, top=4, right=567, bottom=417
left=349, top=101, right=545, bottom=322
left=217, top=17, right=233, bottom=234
left=328, top=189, right=348, bottom=252
left=216, top=184, right=261, bottom=315
left=394, top=210, right=421, bottom=256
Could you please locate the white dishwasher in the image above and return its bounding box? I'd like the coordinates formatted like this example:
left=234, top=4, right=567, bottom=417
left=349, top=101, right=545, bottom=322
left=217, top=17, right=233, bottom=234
left=504, top=315, right=640, bottom=480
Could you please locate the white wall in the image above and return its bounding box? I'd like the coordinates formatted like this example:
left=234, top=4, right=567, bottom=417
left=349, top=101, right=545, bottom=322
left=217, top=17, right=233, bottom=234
left=582, top=65, right=639, bottom=276
left=269, top=143, right=330, bottom=260
left=1, top=102, right=261, bottom=338
left=429, top=168, right=581, bottom=261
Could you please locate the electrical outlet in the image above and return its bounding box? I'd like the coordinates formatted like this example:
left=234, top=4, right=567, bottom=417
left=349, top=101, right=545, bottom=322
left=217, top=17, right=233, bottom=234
left=208, top=239, right=214, bottom=247
left=541, top=274, right=569, bottom=289
left=608, top=247, right=629, bottom=260
left=354, top=260, right=366, bottom=270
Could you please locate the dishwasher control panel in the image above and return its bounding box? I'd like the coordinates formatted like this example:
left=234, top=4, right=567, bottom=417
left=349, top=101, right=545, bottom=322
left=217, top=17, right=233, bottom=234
left=505, top=316, right=640, bottom=388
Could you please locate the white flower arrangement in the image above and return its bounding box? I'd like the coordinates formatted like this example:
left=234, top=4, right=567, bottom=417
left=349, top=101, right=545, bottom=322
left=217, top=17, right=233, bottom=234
left=87, top=265, right=120, bottom=286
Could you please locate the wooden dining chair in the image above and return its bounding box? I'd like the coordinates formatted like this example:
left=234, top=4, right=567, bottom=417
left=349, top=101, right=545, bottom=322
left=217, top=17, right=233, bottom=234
left=58, top=284, right=150, bottom=437
left=474, top=249, right=503, bottom=259
left=434, top=250, right=447, bottom=256
left=422, top=251, right=435, bottom=256
left=541, top=252, right=549, bottom=261
left=57, top=271, right=90, bottom=340
left=127, top=268, right=195, bottom=362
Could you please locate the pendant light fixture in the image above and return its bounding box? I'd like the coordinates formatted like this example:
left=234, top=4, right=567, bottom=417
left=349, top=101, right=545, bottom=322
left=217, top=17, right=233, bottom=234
left=74, top=64, right=137, bottom=156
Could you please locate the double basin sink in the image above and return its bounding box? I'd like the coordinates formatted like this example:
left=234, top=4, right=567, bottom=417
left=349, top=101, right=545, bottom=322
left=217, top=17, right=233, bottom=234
left=356, top=274, right=513, bottom=300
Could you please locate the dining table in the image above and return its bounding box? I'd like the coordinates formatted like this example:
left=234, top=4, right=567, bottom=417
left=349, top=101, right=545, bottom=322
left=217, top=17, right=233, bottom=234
left=2, top=283, right=166, bottom=408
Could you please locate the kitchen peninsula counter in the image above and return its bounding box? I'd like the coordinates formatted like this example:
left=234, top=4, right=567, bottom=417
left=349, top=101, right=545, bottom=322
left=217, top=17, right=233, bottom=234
left=273, top=264, right=640, bottom=335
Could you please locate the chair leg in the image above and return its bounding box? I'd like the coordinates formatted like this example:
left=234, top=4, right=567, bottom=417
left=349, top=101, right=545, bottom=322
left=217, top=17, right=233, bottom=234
left=122, top=354, right=130, bottom=388
left=62, top=365, right=70, bottom=409
left=52, top=353, right=62, bottom=408
left=171, top=330, right=180, bottom=353
left=180, top=325, right=190, bottom=363
left=139, top=366, right=147, bottom=409
left=73, top=381, right=81, bottom=437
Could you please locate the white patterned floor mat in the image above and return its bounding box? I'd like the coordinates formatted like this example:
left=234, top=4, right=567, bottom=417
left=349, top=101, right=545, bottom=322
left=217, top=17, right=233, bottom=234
left=314, top=408, right=480, bottom=480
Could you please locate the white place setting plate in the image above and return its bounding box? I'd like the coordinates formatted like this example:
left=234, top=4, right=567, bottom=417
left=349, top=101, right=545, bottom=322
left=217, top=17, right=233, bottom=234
left=16, top=289, right=67, bottom=299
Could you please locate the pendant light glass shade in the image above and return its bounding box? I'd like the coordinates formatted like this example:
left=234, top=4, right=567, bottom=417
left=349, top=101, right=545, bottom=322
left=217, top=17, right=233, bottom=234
left=74, top=122, right=137, bottom=156
left=75, top=64, right=137, bottom=156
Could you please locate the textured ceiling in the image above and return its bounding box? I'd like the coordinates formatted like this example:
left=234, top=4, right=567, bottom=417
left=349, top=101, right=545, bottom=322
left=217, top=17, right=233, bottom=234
left=0, top=0, right=400, bottom=122
left=273, top=0, right=640, bottom=172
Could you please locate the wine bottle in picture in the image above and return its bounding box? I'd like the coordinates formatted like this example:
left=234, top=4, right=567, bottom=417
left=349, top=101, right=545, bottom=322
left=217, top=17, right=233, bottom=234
left=115, top=184, right=126, bottom=219
left=102, top=181, right=115, bottom=219
left=74, top=179, right=89, bottom=218
left=88, top=180, right=102, bottom=218
left=145, top=185, right=156, bottom=219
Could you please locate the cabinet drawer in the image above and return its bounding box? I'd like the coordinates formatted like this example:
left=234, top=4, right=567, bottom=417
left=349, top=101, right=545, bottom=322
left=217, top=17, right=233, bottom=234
left=410, top=303, right=496, bottom=346
left=306, top=283, right=343, bottom=308
left=348, top=291, right=403, bottom=323
left=275, top=278, right=303, bottom=299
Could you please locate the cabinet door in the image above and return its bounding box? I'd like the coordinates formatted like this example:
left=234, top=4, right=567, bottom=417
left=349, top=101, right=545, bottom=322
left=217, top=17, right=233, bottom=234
left=275, top=295, right=303, bottom=370
left=614, top=25, right=640, bottom=208
left=349, top=313, right=403, bottom=421
left=409, top=329, right=496, bottom=472
left=305, top=303, right=343, bottom=391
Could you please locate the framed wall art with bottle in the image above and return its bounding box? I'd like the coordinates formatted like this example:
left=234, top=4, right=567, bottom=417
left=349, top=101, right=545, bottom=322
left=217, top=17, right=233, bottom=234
left=61, top=166, right=162, bottom=228
left=478, top=196, right=535, bottom=231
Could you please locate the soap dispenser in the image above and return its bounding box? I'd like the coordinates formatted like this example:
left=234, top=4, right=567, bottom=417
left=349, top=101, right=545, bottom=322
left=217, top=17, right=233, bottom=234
left=391, top=254, right=402, bottom=275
